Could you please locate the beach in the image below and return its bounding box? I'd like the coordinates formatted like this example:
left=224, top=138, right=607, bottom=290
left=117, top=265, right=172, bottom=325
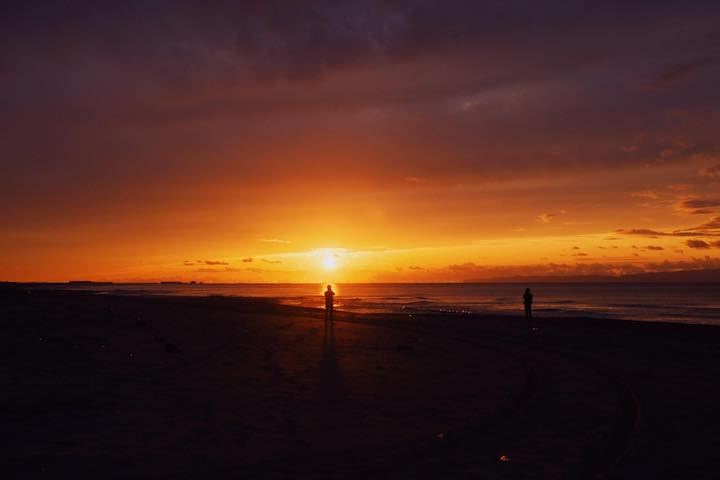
left=2, top=287, right=720, bottom=479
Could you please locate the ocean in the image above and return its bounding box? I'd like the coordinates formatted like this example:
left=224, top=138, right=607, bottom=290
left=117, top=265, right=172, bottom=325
left=32, top=282, right=720, bottom=326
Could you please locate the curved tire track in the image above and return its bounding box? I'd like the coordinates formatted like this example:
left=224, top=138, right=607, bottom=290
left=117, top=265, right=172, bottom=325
left=335, top=314, right=640, bottom=479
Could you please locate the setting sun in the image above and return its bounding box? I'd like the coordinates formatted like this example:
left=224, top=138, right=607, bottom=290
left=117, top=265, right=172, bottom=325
left=321, top=251, right=338, bottom=271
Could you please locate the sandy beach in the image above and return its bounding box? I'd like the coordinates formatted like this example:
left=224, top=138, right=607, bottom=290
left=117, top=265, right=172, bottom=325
left=2, top=287, right=720, bottom=479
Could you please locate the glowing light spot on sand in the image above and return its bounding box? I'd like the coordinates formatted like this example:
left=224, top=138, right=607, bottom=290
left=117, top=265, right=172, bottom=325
left=322, top=251, right=337, bottom=271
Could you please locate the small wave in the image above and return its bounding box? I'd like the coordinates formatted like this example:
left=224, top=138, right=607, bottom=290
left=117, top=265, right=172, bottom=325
left=610, top=303, right=669, bottom=309
left=493, top=297, right=514, bottom=303
left=402, top=300, right=435, bottom=306
left=107, top=289, right=158, bottom=295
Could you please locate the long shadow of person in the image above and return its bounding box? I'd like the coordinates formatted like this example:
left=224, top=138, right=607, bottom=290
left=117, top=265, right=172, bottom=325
left=317, top=319, right=346, bottom=403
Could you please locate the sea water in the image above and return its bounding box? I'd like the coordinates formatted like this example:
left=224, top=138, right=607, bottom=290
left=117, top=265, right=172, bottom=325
left=36, top=282, right=720, bottom=325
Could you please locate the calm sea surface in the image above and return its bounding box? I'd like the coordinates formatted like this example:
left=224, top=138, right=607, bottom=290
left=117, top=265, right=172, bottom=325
left=33, top=282, right=720, bottom=326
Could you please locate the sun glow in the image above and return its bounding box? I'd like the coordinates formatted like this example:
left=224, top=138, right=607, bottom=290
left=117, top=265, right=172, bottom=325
left=321, top=250, right=338, bottom=271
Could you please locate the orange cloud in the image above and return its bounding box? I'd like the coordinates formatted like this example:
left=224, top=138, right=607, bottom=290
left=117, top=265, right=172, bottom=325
left=537, top=213, right=556, bottom=224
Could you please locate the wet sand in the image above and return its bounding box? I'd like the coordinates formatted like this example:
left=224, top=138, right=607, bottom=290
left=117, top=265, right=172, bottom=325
left=2, top=287, right=720, bottom=479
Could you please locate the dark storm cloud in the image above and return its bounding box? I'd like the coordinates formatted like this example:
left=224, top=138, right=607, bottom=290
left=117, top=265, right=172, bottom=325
left=0, top=1, right=670, bottom=77
left=2, top=0, right=720, bottom=223
left=3, top=2, right=718, bottom=145
left=4, top=1, right=720, bottom=101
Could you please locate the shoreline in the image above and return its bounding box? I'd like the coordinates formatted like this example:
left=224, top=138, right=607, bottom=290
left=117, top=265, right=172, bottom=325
left=24, top=284, right=720, bottom=332
left=8, top=283, right=720, bottom=326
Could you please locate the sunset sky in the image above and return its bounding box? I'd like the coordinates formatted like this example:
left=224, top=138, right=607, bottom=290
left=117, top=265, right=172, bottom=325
left=2, top=1, right=720, bottom=282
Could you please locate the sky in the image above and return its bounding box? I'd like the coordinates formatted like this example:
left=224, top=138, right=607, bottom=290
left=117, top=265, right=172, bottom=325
left=1, top=0, right=720, bottom=283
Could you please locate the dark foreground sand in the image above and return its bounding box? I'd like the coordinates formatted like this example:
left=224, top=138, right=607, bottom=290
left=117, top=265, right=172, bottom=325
left=2, top=287, right=720, bottom=479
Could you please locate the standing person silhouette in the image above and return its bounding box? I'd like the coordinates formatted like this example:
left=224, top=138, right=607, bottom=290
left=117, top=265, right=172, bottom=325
left=324, top=285, right=335, bottom=323
left=523, top=287, right=533, bottom=323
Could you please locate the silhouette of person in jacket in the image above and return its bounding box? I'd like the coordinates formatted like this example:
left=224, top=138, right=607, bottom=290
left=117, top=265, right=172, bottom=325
left=523, top=288, right=533, bottom=322
left=324, top=285, right=335, bottom=322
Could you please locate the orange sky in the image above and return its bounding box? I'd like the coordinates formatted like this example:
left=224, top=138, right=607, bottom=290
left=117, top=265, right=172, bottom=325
left=1, top=2, right=719, bottom=282
left=2, top=159, right=718, bottom=283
